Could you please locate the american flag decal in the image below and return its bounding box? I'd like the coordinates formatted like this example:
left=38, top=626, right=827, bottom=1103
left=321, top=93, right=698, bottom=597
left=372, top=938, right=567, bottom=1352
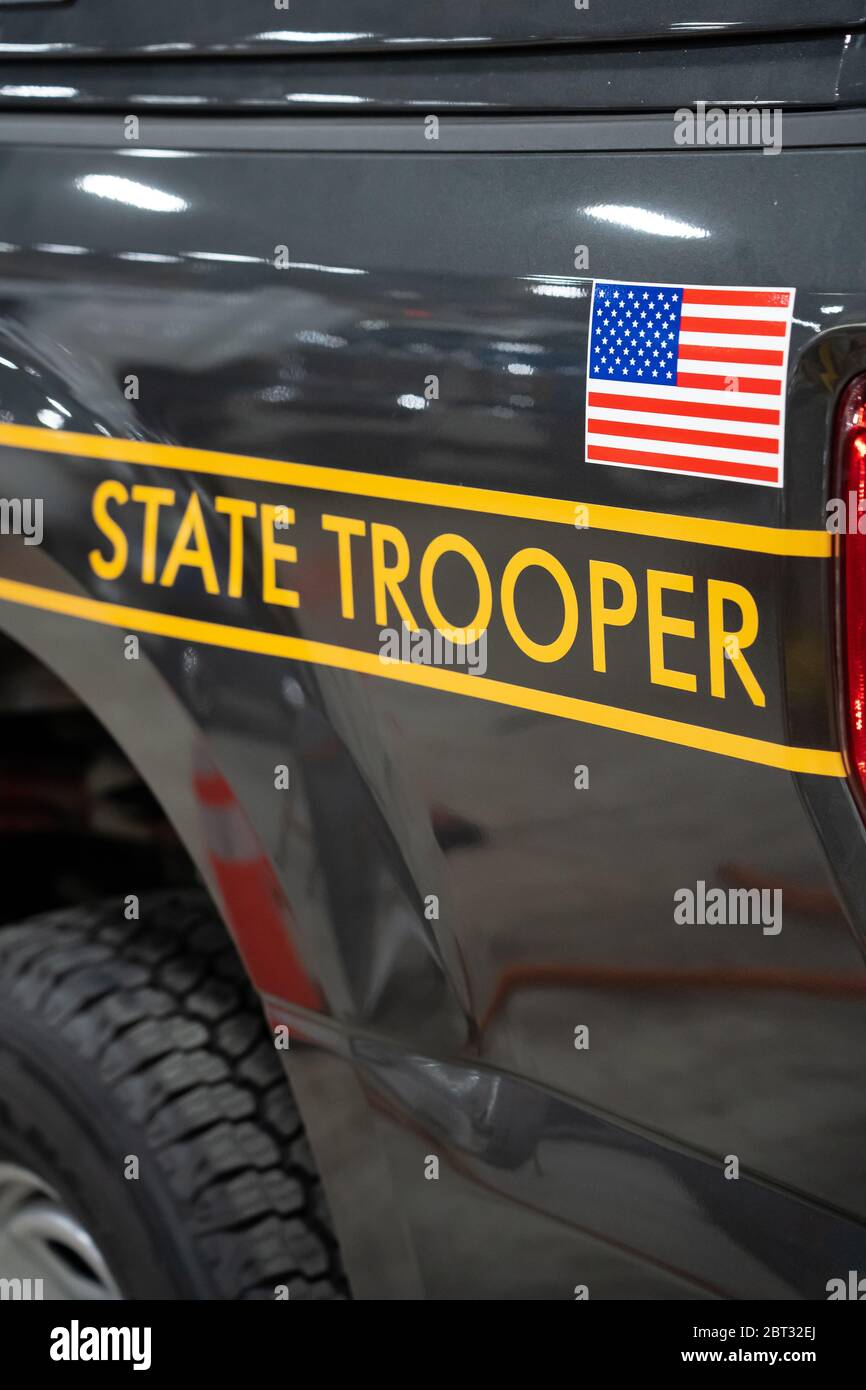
left=585, top=280, right=795, bottom=487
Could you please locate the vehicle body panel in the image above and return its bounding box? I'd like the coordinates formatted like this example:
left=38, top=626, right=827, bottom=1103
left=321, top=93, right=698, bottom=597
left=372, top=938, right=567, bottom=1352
left=0, top=0, right=862, bottom=59
left=0, top=32, right=862, bottom=116
left=0, top=34, right=865, bottom=1299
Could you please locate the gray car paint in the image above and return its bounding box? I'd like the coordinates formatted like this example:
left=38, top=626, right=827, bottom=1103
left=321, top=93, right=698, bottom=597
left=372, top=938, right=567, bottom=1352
left=0, top=14, right=864, bottom=1301
left=0, top=1, right=862, bottom=58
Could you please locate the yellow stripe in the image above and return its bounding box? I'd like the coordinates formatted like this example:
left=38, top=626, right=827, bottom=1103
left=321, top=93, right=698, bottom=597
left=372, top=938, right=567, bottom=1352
left=0, top=422, right=831, bottom=557
left=0, top=577, right=843, bottom=777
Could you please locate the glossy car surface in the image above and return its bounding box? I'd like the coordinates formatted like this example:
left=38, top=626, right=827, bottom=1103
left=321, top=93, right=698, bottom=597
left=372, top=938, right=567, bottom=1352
left=0, top=5, right=864, bottom=1299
